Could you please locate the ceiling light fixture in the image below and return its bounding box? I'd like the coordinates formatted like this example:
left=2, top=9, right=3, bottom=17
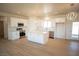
left=66, top=12, right=77, bottom=21
left=66, top=4, right=77, bottom=21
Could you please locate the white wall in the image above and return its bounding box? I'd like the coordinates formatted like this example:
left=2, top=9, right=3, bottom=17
left=65, top=21, right=72, bottom=39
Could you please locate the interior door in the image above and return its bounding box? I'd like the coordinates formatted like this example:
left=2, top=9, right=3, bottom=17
left=55, top=23, right=65, bottom=39
left=0, top=21, right=4, bottom=38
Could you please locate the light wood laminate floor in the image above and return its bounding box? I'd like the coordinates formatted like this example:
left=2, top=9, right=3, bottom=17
left=0, top=38, right=79, bottom=56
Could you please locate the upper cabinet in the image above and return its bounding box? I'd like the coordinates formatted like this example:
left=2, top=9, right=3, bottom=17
left=9, top=17, right=27, bottom=27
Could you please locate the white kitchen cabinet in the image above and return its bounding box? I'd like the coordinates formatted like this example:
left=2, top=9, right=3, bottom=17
left=10, top=17, right=27, bottom=27
left=8, top=31, right=19, bottom=40
left=27, top=32, right=48, bottom=44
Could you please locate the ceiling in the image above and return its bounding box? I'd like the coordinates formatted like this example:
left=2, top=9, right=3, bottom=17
left=0, top=3, right=79, bottom=17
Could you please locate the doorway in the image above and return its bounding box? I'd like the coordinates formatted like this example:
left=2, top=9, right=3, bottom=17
left=0, top=21, right=4, bottom=39
left=72, top=22, right=79, bottom=40
left=55, top=23, right=65, bottom=39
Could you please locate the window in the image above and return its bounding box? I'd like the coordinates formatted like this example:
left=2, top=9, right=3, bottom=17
left=43, top=20, right=51, bottom=28
left=72, top=22, right=79, bottom=38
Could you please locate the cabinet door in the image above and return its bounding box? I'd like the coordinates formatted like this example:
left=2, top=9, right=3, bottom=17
left=8, top=31, right=19, bottom=40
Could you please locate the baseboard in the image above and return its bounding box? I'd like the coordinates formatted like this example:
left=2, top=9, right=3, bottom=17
left=54, top=37, right=66, bottom=40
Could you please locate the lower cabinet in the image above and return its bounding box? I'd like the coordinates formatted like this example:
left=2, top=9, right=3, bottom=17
left=8, top=31, right=19, bottom=40
left=27, top=32, right=48, bottom=44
